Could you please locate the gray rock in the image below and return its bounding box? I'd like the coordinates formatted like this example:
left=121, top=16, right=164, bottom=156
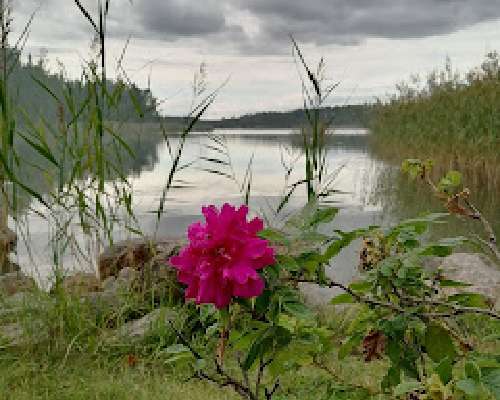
left=117, top=267, right=138, bottom=284
left=101, top=276, right=117, bottom=292
left=81, top=290, right=121, bottom=312
left=435, top=253, right=500, bottom=308
left=118, top=308, right=178, bottom=338
left=97, top=238, right=184, bottom=304
left=98, top=237, right=185, bottom=281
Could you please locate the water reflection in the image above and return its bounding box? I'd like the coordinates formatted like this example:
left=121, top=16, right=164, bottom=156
left=14, top=127, right=498, bottom=288
left=14, top=128, right=383, bottom=284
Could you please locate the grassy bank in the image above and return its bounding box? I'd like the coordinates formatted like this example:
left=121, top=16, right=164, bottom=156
left=370, top=52, right=500, bottom=189
left=0, top=289, right=389, bottom=399
left=2, top=290, right=497, bottom=399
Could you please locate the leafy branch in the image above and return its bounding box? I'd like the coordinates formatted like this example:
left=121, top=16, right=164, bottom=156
left=304, top=279, right=500, bottom=321
left=403, top=159, right=499, bottom=261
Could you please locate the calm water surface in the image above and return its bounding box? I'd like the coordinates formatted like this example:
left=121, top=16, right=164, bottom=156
left=14, top=128, right=499, bottom=297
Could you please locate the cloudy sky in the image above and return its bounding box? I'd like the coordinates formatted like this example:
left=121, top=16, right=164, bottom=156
left=13, top=0, right=500, bottom=118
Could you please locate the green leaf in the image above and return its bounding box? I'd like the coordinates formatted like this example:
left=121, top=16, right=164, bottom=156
left=323, top=230, right=364, bottom=261
left=393, top=379, right=424, bottom=396
left=420, top=244, right=453, bottom=257
left=382, top=365, right=402, bottom=390
left=330, top=293, right=355, bottom=305
left=439, top=279, right=472, bottom=288
left=348, top=280, right=372, bottom=293
left=444, top=170, right=462, bottom=187
left=165, top=344, right=190, bottom=354
left=242, top=329, right=271, bottom=371
left=436, top=357, right=453, bottom=384
left=338, top=334, right=362, bottom=360
left=465, top=361, right=482, bottom=382
left=482, top=369, right=500, bottom=400
left=278, top=314, right=297, bottom=333
left=164, top=353, right=193, bottom=365
left=402, top=159, right=423, bottom=179
left=309, top=207, right=339, bottom=227
left=255, top=290, right=272, bottom=315
left=19, top=133, right=59, bottom=167
left=258, top=228, right=288, bottom=244
left=276, top=255, right=300, bottom=272
left=424, top=324, right=457, bottom=363
left=483, top=334, right=500, bottom=342
left=242, top=326, right=291, bottom=371
left=448, top=293, right=489, bottom=308
left=456, top=379, right=481, bottom=396
left=283, top=301, right=312, bottom=319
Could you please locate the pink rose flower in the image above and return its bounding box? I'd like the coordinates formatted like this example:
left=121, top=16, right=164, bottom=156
left=169, top=203, right=275, bottom=309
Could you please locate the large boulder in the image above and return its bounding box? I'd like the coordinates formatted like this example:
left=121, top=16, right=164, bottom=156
left=98, top=238, right=155, bottom=281
left=97, top=238, right=185, bottom=302
left=98, top=238, right=184, bottom=279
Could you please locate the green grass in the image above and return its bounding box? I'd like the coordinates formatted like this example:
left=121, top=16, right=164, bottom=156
left=0, top=355, right=239, bottom=400
left=0, top=290, right=388, bottom=400
left=1, top=290, right=497, bottom=400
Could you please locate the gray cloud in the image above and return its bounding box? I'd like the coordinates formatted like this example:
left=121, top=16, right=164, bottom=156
left=234, top=0, right=500, bottom=51
left=134, top=0, right=227, bottom=37
left=12, top=0, right=500, bottom=54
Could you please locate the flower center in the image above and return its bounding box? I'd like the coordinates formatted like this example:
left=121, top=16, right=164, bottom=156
left=215, top=246, right=232, bottom=262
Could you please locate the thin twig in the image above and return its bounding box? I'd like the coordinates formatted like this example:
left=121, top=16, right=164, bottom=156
left=423, top=170, right=499, bottom=261
left=255, top=356, right=273, bottom=398
left=215, top=360, right=256, bottom=400
left=462, top=197, right=500, bottom=260
left=265, top=379, right=280, bottom=400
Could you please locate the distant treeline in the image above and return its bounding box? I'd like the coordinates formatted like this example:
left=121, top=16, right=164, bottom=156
left=10, top=48, right=160, bottom=125
left=155, top=104, right=372, bottom=132
left=202, top=105, right=372, bottom=129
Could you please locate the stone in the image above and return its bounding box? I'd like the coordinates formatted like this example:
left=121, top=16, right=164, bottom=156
left=102, top=276, right=117, bottom=292
left=98, top=238, right=157, bottom=280
left=118, top=308, right=178, bottom=338
left=81, top=290, right=121, bottom=312
left=117, top=267, right=138, bottom=288
left=61, top=272, right=101, bottom=296
left=97, top=238, right=185, bottom=302
left=0, top=272, right=36, bottom=296
left=99, top=268, right=138, bottom=295
left=98, top=237, right=185, bottom=280
left=434, top=253, right=500, bottom=308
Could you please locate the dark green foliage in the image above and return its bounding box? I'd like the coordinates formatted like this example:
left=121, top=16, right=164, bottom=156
left=7, top=48, right=160, bottom=127
left=203, top=105, right=372, bottom=129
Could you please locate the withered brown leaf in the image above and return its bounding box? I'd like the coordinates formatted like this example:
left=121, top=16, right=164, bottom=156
left=362, top=330, right=386, bottom=362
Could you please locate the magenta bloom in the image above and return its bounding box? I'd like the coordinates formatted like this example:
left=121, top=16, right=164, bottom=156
left=169, top=203, right=275, bottom=309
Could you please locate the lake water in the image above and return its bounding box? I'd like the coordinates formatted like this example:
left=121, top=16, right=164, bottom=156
left=13, top=128, right=499, bottom=297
